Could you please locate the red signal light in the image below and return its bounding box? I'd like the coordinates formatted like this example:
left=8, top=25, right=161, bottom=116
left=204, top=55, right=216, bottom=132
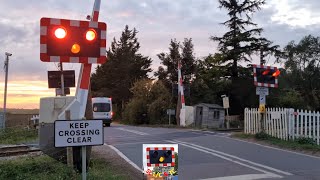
left=54, top=27, right=67, bottom=39
left=272, top=69, right=281, bottom=77
left=262, top=69, right=270, bottom=75
left=86, top=29, right=96, bottom=41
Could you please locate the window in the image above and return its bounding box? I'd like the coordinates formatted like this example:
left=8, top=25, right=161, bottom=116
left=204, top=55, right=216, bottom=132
left=93, top=103, right=111, bottom=112
left=214, top=111, right=220, bottom=119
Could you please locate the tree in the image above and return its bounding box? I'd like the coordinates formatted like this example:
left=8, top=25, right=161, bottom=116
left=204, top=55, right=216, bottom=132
left=181, top=38, right=196, bottom=84
left=91, top=25, right=152, bottom=114
left=211, top=0, right=279, bottom=77
left=148, top=81, right=171, bottom=124
left=156, top=39, right=181, bottom=87
left=191, top=54, right=231, bottom=104
left=191, top=53, right=260, bottom=114
left=122, top=79, right=171, bottom=124
left=122, top=79, right=152, bottom=124
left=156, top=38, right=196, bottom=85
left=281, top=35, right=320, bottom=110
left=155, top=38, right=197, bottom=108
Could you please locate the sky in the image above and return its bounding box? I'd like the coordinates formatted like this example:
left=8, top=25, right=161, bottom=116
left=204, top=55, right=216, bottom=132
left=0, top=0, right=320, bottom=109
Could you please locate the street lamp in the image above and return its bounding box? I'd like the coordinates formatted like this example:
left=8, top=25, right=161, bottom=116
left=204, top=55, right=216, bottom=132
left=2, top=52, right=12, bottom=129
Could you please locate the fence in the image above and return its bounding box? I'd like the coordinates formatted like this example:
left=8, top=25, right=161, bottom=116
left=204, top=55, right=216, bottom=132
left=226, top=115, right=240, bottom=122
left=244, top=108, right=320, bottom=145
left=30, top=115, right=40, bottom=129
left=0, top=113, right=39, bottom=129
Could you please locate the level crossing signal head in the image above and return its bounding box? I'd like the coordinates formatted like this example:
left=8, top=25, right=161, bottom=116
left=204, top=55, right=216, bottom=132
left=253, top=65, right=280, bottom=88
left=150, top=150, right=173, bottom=164
left=40, top=17, right=107, bottom=64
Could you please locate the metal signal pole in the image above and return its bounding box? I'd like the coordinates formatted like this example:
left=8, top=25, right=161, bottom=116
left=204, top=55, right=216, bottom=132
left=259, top=47, right=266, bottom=132
left=3, top=52, right=12, bottom=129
left=59, top=62, right=65, bottom=96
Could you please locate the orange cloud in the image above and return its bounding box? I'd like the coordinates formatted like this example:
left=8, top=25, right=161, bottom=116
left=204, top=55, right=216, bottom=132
left=0, top=80, right=75, bottom=109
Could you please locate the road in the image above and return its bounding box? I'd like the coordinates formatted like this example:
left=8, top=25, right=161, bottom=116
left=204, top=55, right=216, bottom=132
left=104, top=124, right=320, bottom=180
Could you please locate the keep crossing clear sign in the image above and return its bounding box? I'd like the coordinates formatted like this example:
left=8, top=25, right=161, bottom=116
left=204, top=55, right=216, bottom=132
left=54, top=120, right=104, bottom=147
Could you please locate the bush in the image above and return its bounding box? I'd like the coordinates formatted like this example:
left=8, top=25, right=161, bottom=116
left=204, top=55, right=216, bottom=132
left=122, top=98, right=148, bottom=125
left=148, top=99, right=168, bottom=125
left=174, top=152, right=178, bottom=175
left=255, top=132, right=271, bottom=140
left=122, top=79, right=171, bottom=125
left=0, top=128, right=38, bottom=144
left=295, top=137, right=316, bottom=145
left=229, top=120, right=242, bottom=128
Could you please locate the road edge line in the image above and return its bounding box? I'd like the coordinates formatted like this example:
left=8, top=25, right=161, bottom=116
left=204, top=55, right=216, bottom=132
left=105, top=143, right=144, bottom=173
left=225, top=136, right=320, bottom=160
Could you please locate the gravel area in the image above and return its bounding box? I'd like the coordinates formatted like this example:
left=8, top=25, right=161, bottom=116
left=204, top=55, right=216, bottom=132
left=91, top=145, right=143, bottom=180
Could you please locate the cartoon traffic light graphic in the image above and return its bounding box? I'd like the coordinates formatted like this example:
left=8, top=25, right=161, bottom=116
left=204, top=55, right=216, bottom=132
left=40, top=17, right=106, bottom=64
left=147, top=147, right=175, bottom=167
left=253, top=65, right=280, bottom=88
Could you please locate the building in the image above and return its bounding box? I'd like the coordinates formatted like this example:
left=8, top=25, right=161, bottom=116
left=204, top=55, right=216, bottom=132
left=194, top=103, right=225, bottom=129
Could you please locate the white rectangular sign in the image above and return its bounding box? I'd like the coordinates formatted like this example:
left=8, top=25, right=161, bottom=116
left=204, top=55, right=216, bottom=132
left=54, top=120, right=104, bottom=147
left=223, top=97, right=230, bottom=109
left=271, top=112, right=281, bottom=119
left=259, top=95, right=266, bottom=105
left=166, top=109, right=175, bottom=115
left=256, top=87, right=269, bottom=96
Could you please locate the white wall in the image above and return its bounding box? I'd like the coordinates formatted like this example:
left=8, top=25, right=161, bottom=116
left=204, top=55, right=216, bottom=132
left=185, top=106, right=195, bottom=126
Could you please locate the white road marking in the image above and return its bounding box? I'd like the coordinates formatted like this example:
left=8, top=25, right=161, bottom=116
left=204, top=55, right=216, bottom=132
left=192, top=132, right=320, bottom=159
left=106, top=143, right=144, bottom=173
left=111, top=141, right=150, bottom=146
left=171, top=139, right=292, bottom=176
left=167, top=140, right=283, bottom=179
left=198, top=173, right=282, bottom=180
left=190, top=129, right=231, bottom=136
left=192, top=132, right=205, bottom=135
left=116, top=127, right=149, bottom=135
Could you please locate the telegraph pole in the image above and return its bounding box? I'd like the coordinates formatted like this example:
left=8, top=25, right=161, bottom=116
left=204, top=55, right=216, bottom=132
left=2, top=52, right=12, bottom=129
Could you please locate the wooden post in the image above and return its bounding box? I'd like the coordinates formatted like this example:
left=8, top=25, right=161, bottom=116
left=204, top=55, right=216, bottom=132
left=65, top=110, right=73, bottom=167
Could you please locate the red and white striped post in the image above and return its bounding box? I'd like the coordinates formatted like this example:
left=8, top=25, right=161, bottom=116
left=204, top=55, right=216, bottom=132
left=76, top=0, right=101, bottom=119
left=53, top=1, right=103, bottom=179
left=80, top=1, right=101, bottom=179
left=58, top=0, right=103, bottom=121
left=178, top=60, right=186, bottom=126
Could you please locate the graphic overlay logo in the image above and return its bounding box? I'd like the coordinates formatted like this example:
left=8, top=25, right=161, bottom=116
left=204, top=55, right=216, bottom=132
left=143, top=144, right=178, bottom=180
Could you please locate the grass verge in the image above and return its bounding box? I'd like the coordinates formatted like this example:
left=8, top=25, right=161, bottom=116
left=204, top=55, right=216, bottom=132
left=232, top=132, right=320, bottom=153
left=0, top=128, right=38, bottom=144
left=0, top=155, right=129, bottom=180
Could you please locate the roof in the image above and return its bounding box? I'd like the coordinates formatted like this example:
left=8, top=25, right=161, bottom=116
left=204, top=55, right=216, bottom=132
left=194, top=103, right=224, bottom=109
